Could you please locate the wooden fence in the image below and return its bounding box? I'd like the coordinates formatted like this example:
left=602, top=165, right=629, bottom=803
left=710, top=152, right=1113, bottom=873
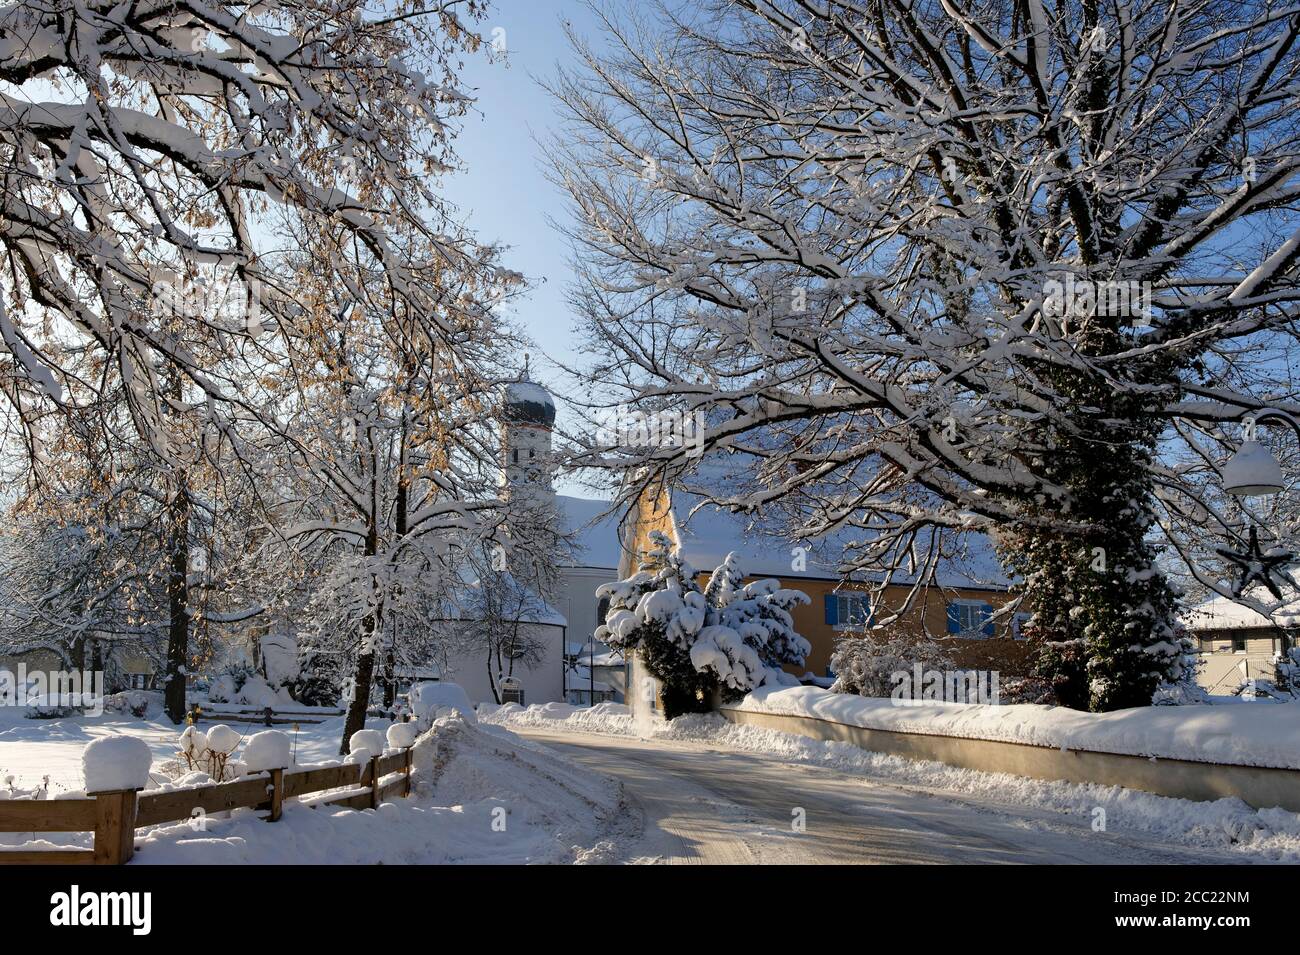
left=0, top=747, right=414, bottom=865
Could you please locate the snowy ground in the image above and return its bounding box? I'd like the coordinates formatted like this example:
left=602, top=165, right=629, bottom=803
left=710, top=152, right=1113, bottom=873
left=8, top=696, right=1300, bottom=863
left=1, top=703, right=632, bottom=864
left=482, top=702, right=1300, bottom=863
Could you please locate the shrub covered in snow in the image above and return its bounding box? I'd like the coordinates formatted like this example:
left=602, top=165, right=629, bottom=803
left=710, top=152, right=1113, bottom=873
left=259, top=631, right=300, bottom=692
left=241, top=731, right=292, bottom=772
left=179, top=724, right=243, bottom=781
left=206, top=724, right=241, bottom=755
left=102, top=690, right=161, bottom=718
left=829, top=632, right=953, bottom=698
left=596, top=533, right=810, bottom=718
left=83, top=736, right=152, bottom=793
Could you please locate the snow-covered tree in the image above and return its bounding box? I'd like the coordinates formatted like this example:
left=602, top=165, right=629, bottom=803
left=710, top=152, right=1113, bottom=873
left=555, top=0, right=1300, bottom=710
left=829, top=633, right=952, bottom=699
left=597, top=532, right=809, bottom=718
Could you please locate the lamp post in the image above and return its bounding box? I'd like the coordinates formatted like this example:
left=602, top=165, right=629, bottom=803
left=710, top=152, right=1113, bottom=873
left=1217, top=410, right=1297, bottom=605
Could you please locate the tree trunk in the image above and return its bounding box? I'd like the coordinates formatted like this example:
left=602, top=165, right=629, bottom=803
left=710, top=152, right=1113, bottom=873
left=1006, top=328, right=1181, bottom=711
left=163, top=474, right=191, bottom=724
left=340, top=454, right=381, bottom=754
left=339, top=616, right=376, bottom=754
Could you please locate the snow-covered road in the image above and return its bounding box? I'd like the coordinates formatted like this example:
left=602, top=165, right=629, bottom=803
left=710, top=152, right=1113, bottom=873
left=515, top=728, right=1240, bottom=864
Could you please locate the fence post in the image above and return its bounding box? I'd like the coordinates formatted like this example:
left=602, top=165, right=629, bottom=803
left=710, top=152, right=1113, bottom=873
left=91, top=789, right=139, bottom=865
left=267, top=768, right=284, bottom=822
left=369, top=755, right=381, bottom=809
left=403, top=747, right=413, bottom=797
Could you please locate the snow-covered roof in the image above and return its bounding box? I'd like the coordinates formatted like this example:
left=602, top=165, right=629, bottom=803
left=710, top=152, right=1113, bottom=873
left=557, top=495, right=628, bottom=570
left=553, top=469, right=1009, bottom=588
left=503, top=379, right=556, bottom=427
left=1181, top=591, right=1300, bottom=631
left=669, top=487, right=1008, bottom=588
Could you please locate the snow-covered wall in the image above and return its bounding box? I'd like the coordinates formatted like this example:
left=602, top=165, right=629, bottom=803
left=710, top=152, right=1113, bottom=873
left=723, top=686, right=1300, bottom=812
left=729, top=685, right=1300, bottom=769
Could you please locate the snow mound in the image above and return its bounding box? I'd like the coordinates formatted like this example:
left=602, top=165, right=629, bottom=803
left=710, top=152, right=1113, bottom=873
left=410, top=682, right=475, bottom=724
left=410, top=714, right=628, bottom=862
left=386, top=722, right=418, bottom=750
left=348, top=730, right=385, bottom=762
left=242, top=731, right=291, bottom=772
left=82, top=736, right=152, bottom=793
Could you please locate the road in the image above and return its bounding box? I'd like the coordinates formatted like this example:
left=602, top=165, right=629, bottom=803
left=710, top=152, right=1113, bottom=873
left=516, top=727, right=1235, bottom=865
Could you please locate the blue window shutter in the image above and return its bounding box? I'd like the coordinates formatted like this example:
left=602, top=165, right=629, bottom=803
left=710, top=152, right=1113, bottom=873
left=981, top=603, right=995, bottom=637
left=946, top=602, right=961, bottom=634
left=824, top=593, right=838, bottom=626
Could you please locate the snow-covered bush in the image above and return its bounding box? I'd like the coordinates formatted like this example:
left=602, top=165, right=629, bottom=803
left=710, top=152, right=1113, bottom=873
left=596, top=533, right=810, bottom=718
left=24, top=699, right=80, bottom=720
left=102, top=690, right=161, bottom=718
left=829, top=632, right=953, bottom=699
left=83, top=737, right=152, bottom=793
left=207, top=663, right=256, bottom=704
left=1275, top=648, right=1300, bottom=697
left=260, top=631, right=300, bottom=693
left=179, top=724, right=243, bottom=781
left=1151, top=633, right=1210, bottom=705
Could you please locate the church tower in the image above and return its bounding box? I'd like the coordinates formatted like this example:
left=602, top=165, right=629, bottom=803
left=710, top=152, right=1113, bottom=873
left=501, top=358, right=556, bottom=500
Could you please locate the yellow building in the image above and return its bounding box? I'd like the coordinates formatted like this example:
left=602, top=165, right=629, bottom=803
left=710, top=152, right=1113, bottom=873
left=615, top=479, right=1029, bottom=689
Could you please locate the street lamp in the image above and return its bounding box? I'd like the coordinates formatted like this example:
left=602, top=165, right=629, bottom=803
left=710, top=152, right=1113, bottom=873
left=1216, top=410, right=1297, bottom=601
left=1222, top=411, right=1295, bottom=496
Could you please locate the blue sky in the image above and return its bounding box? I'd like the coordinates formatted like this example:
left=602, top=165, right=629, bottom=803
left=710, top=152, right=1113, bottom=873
left=447, top=0, right=605, bottom=395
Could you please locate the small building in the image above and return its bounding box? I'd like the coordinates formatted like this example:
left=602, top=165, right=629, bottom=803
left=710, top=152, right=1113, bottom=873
left=1181, top=593, right=1298, bottom=694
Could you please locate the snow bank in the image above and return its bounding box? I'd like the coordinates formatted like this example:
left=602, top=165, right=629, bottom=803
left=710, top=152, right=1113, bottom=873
left=82, top=736, right=152, bottom=793
left=241, top=731, right=291, bottom=772
left=730, top=685, right=1300, bottom=769
left=480, top=701, right=633, bottom=736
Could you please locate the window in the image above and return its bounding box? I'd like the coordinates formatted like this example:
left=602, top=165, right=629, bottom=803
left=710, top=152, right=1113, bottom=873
left=947, top=599, right=994, bottom=639
left=824, top=592, right=871, bottom=629
left=1232, top=634, right=1247, bottom=652
left=1011, top=612, right=1033, bottom=641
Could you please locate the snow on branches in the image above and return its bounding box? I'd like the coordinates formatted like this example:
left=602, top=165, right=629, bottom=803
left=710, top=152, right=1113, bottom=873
left=556, top=0, right=1300, bottom=709
left=0, top=0, right=518, bottom=461
left=596, top=532, right=808, bottom=717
